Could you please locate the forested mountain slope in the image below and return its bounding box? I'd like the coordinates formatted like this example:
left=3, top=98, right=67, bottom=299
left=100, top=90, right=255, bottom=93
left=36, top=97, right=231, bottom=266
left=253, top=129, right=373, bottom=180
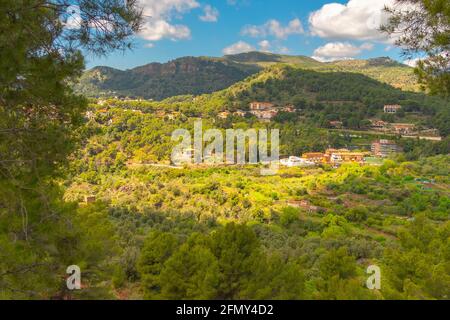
left=74, top=56, right=259, bottom=100
left=225, top=53, right=420, bottom=92
left=75, top=52, right=420, bottom=100
left=176, top=65, right=449, bottom=136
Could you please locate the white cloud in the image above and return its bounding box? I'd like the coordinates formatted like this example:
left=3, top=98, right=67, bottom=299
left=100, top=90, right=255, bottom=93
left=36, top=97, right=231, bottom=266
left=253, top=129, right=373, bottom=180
left=403, top=52, right=449, bottom=68
left=360, top=43, right=374, bottom=51
left=312, top=41, right=374, bottom=62
left=227, top=0, right=249, bottom=6
left=258, top=40, right=271, bottom=52
left=278, top=46, right=290, bottom=54
left=140, top=19, right=191, bottom=41
left=309, top=0, right=396, bottom=42
left=242, top=18, right=304, bottom=39
left=403, top=58, right=421, bottom=67
left=64, top=5, right=82, bottom=29
left=140, top=0, right=200, bottom=18
left=223, top=41, right=255, bottom=55
left=256, top=40, right=291, bottom=54
left=138, top=0, right=200, bottom=43
left=199, top=5, right=219, bottom=22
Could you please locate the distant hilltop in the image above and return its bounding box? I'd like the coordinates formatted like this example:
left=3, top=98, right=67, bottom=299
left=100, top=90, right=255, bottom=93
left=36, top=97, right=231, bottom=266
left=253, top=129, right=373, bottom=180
left=74, top=52, right=419, bottom=101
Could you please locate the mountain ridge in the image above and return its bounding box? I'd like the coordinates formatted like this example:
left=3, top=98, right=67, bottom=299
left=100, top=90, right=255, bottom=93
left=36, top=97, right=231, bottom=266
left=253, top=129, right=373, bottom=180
left=75, top=52, right=419, bottom=100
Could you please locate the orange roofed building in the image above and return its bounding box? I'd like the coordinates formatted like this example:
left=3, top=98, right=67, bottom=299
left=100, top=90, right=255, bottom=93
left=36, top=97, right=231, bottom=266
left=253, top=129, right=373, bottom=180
left=218, top=111, right=231, bottom=119
left=302, top=149, right=366, bottom=164
left=323, top=149, right=365, bottom=164
left=329, top=152, right=365, bottom=164
left=391, top=123, right=416, bottom=135
left=302, top=152, right=325, bottom=164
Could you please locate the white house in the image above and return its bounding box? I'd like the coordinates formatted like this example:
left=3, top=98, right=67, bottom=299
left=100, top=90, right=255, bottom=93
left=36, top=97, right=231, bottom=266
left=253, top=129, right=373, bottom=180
left=280, top=156, right=315, bottom=167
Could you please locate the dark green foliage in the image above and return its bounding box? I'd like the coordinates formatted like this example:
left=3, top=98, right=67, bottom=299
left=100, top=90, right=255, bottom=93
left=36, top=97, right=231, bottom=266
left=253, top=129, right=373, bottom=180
left=2, top=1, right=448, bottom=300
left=75, top=57, right=259, bottom=100
left=160, top=235, right=219, bottom=299
left=138, top=223, right=308, bottom=300
left=0, top=0, right=142, bottom=299
left=382, top=215, right=450, bottom=299
left=138, top=231, right=179, bottom=299
left=382, top=0, right=450, bottom=97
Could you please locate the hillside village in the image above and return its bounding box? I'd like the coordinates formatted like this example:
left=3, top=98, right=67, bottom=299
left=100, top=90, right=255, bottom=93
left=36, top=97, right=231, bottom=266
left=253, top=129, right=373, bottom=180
left=217, top=101, right=442, bottom=141
left=86, top=99, right=439, bottom=170
left=284, top=140, right=399, bottom=168
left=90, top=98, right=443, bottom=170
left=95, top=98, right=442, bottom=141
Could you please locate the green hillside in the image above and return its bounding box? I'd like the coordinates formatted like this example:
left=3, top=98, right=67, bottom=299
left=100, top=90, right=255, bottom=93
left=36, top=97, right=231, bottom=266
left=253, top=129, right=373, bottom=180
left=74, top=56, right=260, bottom=100
left=96, top=63, right=449, bottom=137
left=224, top=53, right=420, bottom=92
left=318, top=58, right=420, bottom=92
left=74, top=52, right=421, bottom=100
left=224, top=51, right=324, bottom=68
left=219, top=65, right=436, bottom=108
left=180, top=65, right=448, bottom=136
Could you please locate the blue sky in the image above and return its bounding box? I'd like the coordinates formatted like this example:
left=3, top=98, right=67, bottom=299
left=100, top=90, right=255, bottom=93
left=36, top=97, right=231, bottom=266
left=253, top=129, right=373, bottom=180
left=85, top=0, right=405, bottom=70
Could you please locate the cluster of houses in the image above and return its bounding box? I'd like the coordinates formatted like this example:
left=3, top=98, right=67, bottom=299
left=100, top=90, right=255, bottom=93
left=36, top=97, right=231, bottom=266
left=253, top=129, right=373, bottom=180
left=97, top=97, right=146, bottom=104
left=224, top=103, right=440, bottom=139
left=96, top=100, right=440, bottom=139
left=379, top=104, right=441, bottom=138
left=281, top=139, right=402, bottom=168
left=369, top=123, right=440, bottom=140
left=301, top=148, right=369, bottom=165
left=327, top=104, right=441, bottom=140
left=218, top=102, right=296, bottom=121
left=369, top=120, right=418, bottom=135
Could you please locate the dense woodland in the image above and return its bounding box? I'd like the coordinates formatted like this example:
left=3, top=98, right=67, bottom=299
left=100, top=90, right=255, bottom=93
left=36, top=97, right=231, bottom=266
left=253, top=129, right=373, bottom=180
left=75, top=57, right=259, bottom=100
